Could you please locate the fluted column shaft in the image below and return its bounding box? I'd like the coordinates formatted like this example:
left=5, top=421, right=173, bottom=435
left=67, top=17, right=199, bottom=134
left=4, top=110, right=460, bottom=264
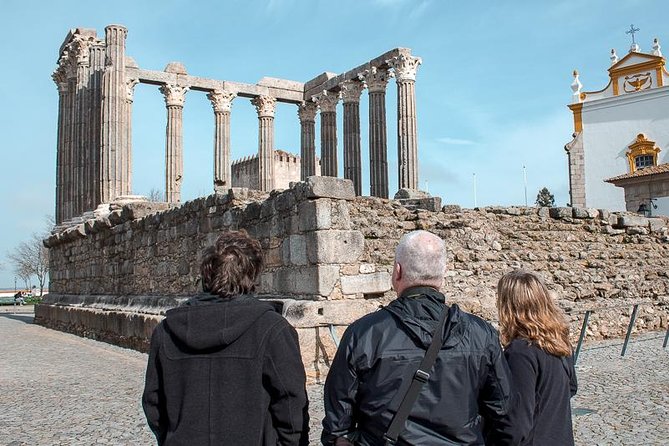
left=341, top=80, right=364, bottom=195
left=65, top=75, right=77, bottom=219
left=208, top=90, right=236, bottom=192
left=100, top=25, right=128, bottom=203
left=165, top=105, right=184, bottom=203
left=54, top=81, right=69, bottom=223
left=252, top=95, right=277, bottom=191
left=123, top=79, right=138, bottom=198
left=315, top=91, right=340, bottom=178
left=368, top=90, right=388, bottom=198
left=74, top=45, right=91, bottom=215
left=361, top=67, right=391, bottom=198
left=160, top=84, right=188, bottom=203
left=298, top=102, right=317, bottom=180
left=89, top=44, right=105, bottom=207
left=389, top=54, right=422, bottom=190
left=397, top=80, right=418, bottom=189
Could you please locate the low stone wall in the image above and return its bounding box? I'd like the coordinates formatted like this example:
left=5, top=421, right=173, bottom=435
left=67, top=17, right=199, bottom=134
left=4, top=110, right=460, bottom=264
left=37, top=177, right=669, bottom=377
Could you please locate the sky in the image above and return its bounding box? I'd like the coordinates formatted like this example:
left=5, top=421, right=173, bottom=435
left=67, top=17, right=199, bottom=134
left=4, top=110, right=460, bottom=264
left=0, top=0, right=668, bottom=287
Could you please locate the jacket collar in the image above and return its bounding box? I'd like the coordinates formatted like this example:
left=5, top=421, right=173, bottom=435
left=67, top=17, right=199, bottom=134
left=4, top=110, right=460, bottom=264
left=399, top=286, right=445, bottom=302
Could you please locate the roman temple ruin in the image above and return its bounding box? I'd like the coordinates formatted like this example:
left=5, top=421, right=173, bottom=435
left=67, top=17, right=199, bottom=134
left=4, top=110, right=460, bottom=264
left=39, top=25, right=669, bottom=376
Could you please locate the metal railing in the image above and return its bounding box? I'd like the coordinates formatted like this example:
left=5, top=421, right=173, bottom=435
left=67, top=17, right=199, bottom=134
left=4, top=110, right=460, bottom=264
left=568, top=303, right=669, bottom=364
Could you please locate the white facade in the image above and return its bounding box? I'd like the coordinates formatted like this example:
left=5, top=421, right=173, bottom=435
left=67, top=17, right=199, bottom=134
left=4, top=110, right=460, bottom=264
left=567, top=41, right=669, bottom=210
left=581, top=89, right=669, bottom=210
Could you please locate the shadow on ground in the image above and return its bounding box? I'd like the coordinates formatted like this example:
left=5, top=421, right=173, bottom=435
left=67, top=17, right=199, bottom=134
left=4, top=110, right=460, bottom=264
left=0, top=313, right=35, bottom=324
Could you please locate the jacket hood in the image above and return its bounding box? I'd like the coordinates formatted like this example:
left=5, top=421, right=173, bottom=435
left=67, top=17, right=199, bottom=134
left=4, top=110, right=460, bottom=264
left=384, top=286, right=464, bottom=349
left=163, top=294, right=275, bottom=351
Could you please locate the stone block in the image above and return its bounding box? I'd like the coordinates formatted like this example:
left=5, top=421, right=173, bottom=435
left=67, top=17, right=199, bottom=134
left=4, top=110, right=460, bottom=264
left=537, top=207, right=550, bottom=218
left=618, top=215, right=648, bottom=228
left=549, top=207, right=572, bottom=219
left=572, top=207, right=590, bottom=219
left=394, top=188, right=430, bottom=199
left=340, top=272, right=391, bottom=295
left=648, top=218, right=666, bottom=232
left=281, top=299, right=381, bottom=328
left=298, top=199, right=331, bottom=231
left=304, top=176, right=355, bottom=200
left=442, top=204, right=462, bottom=214
left=288, top=234, right=307, bottom=266
left=359, top=263, right=375, bottom=274
left=306, top=230, right=364, bottom=264
left=272, top=265, right=340, bottom=296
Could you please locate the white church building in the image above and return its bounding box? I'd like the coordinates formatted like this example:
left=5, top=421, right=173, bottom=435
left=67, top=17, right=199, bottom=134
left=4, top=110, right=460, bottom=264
left=565, top=34, right=669, bottom=216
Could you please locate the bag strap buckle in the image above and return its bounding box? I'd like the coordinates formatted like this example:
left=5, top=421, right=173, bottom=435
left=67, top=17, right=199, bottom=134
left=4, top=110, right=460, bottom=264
left=414, top=369, right=430, bottom=383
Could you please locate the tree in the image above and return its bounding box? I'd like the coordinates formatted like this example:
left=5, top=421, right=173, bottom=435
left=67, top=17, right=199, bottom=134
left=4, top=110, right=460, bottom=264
left=147, top=188, right=164, bottom=202
left=8, top=233, right=49, bottom=297
left=535, top=187, right=555, bottom=207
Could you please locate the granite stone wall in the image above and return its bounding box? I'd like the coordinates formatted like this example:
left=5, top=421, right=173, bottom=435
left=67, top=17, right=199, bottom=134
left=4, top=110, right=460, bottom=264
left=37, top=177, right=669, bottom=377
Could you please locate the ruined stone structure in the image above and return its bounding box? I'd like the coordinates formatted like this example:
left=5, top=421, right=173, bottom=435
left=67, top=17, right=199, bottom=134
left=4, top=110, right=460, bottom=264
left=231, top=149, right=321, bottom=191
left=44, top=25, right=669, bottom=376
left=38, top=176, right=669, bottom=374
left=52, top=25, right=422, bottom=224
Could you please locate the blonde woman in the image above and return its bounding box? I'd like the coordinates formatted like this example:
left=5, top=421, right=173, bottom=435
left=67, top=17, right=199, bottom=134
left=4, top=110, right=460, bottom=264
left=495, top=270, right=577, bottom=446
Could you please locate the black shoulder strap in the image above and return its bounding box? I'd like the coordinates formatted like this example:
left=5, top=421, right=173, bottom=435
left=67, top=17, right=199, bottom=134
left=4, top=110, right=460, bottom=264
left=383, top=305, right=450, bottom=445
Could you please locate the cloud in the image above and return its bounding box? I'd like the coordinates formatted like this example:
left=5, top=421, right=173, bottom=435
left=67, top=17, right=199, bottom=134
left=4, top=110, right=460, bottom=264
left=435, top=136, right=477, bottom=145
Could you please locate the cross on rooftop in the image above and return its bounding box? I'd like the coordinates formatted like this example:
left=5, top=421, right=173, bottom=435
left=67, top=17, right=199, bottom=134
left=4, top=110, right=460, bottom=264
left=626, top=24, right=640, bottom=44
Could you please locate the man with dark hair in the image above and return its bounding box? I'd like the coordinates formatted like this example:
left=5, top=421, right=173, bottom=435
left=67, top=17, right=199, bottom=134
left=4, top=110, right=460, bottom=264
left=142, top=230, right=309, bottom=445
left=322, top=230, right=512, bottom=445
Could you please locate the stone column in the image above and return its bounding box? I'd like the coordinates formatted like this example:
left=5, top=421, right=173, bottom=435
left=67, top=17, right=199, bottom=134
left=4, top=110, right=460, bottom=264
left=52, top=64, right=70, bottom=224
left=207, top=90, right=236, bottom=192
left=251, top=95, right=277, bottom=191
left=88, top=43, right=106, bottom=208
left=160, top=84, right=188, bottom=203
left=360, top=66, right=392, bottom=198
left=100, top=25, right=128, bottom=204
left=65, top=60, right=77, bottom=220
left=73, top=36, right=92, bottom=215
left=314, top=91, right=340, bottom=177
left=388, top=54, right=421, bottom=191
left=298, top=101, right=318, bottom=180
left=124, top=78, right=139, bottom=196
left=340, top=80, right=364, bottom=195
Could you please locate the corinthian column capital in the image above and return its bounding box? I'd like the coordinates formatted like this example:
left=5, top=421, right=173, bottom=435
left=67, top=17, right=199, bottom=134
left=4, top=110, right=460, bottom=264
left=358, top=66, right=393, bottom=92
left=297, top=101, right=317, bottom=122
left=340, top=80, right=365, bottom=103
left=387, top=54, right=422, bottom=82
left=208, top=90, right=237, bottom=113
left=71, top=35, right=91, bottom=66
left=251, top=95, right=277, bottom=118
left=125, top=78, right=139, bottom=102
left=159, top=84, right=189, bottom=107
left=313, top=90, right=340, bottom=113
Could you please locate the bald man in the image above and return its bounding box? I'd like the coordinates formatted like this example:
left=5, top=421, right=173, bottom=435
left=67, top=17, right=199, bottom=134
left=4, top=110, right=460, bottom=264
left=322, top=230, right=512, bottom=446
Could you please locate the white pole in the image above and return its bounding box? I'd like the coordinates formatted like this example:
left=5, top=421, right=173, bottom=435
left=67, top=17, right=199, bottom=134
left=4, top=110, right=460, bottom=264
left=473, top=173, right=477, bottom=208
left=523, top=165, right=528, bottom=206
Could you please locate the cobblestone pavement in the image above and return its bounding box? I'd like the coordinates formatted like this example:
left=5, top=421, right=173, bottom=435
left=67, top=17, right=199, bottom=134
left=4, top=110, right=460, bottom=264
left=1, top=312, right=667, bottom=445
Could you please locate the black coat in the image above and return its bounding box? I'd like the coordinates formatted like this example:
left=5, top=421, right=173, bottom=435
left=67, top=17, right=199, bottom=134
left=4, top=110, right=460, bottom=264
left=142, top=294, right=309, bottom=446
left=497, top=339, right=577, bottom=445
left=321, top=287, right=513, bottom=446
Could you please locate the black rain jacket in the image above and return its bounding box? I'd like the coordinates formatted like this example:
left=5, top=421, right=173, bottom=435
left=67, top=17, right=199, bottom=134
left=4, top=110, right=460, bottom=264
left=321, top=287, right=513, bottom=446
left=142, top=294, right=309, bottom=446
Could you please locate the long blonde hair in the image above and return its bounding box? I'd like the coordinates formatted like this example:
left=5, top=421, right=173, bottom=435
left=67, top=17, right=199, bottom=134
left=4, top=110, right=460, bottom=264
left=496, top=270, right=572, bottom=357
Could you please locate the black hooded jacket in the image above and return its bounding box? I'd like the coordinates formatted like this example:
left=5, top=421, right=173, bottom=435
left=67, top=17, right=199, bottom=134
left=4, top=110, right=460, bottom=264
left=142, top=294, right=309, bottom=446
left=321, top=287, right=512, bottom=446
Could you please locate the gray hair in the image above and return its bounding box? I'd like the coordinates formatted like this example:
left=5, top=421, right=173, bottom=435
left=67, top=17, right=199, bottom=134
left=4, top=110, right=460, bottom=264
left=395, top=230, right=447, bottom=285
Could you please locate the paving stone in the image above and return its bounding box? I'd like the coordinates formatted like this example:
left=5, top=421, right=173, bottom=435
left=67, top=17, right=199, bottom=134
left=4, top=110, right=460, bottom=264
left=1, top=311, right=667, bottom=445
